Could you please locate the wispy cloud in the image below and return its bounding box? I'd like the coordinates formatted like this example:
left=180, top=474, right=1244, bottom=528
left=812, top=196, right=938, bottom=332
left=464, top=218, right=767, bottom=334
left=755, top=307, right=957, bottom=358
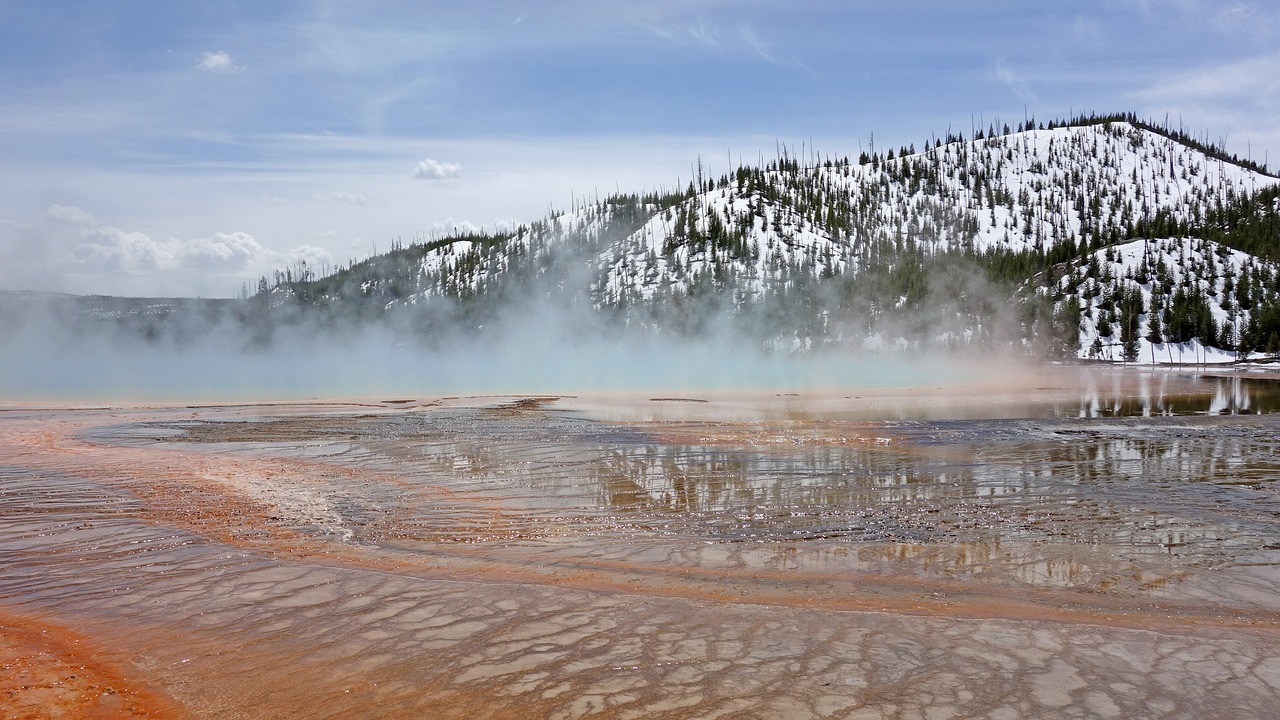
left=1111, top=0, right=1280, bottom=39
left=314, top=190, right=380, bottom=207
left=738, top=25, right=774, bottom=61
left=687, top=19, right=722, bottom=48
left=738, top=24, right=813, bottom=74
left=647, top=18, right=713, bottom=49
left=413, top=158, right=462, bottom=180
left=1138, top=52, right=1280, bottom=102
left=1132, top=51, right=1280, bottom=166
left=1208, top=1, right=1280, bottom=36
left=195, top=51, right=245, bottom=74
left=45, top=204, right=98, bottom=226
left=649, top=17, right=810, bottom=73
left=995, top=58, right=1041, bottom=107
left=1071, top=15, right=1103, bottom=45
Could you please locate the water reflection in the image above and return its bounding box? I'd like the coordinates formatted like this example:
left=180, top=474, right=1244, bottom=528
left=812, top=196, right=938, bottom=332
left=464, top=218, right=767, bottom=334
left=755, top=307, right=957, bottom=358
left=1075, top=373, right=1280, bottom=417
left=9, top=375, right=1280, bottom=718
left=115, top=375, right=1280, bottom=599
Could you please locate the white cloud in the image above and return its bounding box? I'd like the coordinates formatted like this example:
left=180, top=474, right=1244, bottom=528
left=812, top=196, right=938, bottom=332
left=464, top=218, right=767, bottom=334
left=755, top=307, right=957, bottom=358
left=430, top=217, right=481, bottom=235
left=314, top=190, right=379, bottom=207
left=289, top=244, right=333, bottom=268
left=69, top=226, right=334, bottom=276
left=183, top=232, right=273, bottom=269
left=51, top=223, right=336, bottom=296
left=74, top=227, right=270, bottom=273
left=75, top=226, right=168, bottom=272
left=196, top=51, right=244, bottom=74
left=413, top=158, right=462, bottom=180
left=45, top=204, right=98, bottom=226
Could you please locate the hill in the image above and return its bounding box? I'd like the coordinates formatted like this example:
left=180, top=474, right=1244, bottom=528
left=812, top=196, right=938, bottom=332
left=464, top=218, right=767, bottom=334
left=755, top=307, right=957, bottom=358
left=252, top=113, right=1279, bottom=363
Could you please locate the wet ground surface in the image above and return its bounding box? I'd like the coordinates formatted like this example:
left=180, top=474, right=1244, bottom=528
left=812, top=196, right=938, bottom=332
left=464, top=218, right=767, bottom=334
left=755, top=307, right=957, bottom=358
left=0, top=606, right=178, bottom=720
left=4, top=369, right=1280, bottom=717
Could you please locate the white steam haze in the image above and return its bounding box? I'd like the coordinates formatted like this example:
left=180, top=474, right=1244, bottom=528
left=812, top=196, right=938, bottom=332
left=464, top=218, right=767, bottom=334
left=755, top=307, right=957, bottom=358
left=0, top=290, right=1022, bottom=402
left=0, top=214, right=1032, bottom=402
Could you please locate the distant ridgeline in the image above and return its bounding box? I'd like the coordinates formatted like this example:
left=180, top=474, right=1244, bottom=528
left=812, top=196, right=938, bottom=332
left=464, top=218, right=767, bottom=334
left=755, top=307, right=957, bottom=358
left=141, top=113, right=1280, bottom=360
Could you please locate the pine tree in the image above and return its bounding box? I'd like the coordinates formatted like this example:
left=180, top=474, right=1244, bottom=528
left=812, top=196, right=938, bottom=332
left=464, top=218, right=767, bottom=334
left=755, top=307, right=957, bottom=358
left=1146, top=312, right=1164, bottom=344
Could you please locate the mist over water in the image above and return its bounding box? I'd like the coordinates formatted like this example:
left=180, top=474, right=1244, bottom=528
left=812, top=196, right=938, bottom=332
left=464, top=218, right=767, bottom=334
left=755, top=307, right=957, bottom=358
left=0, top=291, right=1027, bottom=402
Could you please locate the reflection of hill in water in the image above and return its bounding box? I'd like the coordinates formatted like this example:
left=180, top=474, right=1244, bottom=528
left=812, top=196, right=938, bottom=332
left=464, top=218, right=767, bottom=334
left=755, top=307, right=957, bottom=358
left=128, top=381, right=1280, bottom=596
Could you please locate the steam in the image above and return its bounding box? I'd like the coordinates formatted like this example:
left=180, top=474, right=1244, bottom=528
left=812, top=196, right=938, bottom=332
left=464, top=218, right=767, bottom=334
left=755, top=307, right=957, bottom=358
left=0, top=188, right=1042, bottom=403
left=0, top=327, right=1012, bottom=402
left=0, top=266, right=1030, bottom=405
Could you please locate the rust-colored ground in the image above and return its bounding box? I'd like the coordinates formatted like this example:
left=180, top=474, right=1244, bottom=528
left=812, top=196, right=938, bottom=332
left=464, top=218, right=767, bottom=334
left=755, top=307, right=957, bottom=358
left=4, top=401, right=1277, bottom=633
left=0, top=610, right=179, bottom=720
left=3, top=385, right=1280, bottom=718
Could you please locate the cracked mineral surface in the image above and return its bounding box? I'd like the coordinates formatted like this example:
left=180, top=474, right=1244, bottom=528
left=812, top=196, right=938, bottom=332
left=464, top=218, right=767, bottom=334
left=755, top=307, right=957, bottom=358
left=3, top=370, right=1280, bottom=718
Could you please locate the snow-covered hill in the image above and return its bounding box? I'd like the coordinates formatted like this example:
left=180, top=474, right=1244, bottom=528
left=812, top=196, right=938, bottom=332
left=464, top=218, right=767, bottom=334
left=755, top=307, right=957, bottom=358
left=594, top=120, right=1274, bottom=304
left=268, top=114, right=1280, bottom=362
left=1046, top=236, right=1280, bottom=364
left=380, top=119, right=1272, bottom=304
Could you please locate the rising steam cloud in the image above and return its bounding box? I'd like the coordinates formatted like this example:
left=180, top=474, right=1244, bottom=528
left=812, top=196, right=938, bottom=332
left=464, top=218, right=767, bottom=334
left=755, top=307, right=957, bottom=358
left=0, top=233, right=1028, bottom=404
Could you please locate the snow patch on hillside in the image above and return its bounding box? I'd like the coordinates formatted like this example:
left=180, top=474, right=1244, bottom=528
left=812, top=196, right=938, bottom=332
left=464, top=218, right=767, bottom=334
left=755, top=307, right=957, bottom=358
left=1051, top=237, right=1279, bottom=364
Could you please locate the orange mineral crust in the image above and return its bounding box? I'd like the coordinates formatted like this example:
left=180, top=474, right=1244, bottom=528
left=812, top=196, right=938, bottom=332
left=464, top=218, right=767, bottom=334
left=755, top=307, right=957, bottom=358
left=3, top=373, right=1280, bottom=718
left=0, top=610, right=179, bottom=720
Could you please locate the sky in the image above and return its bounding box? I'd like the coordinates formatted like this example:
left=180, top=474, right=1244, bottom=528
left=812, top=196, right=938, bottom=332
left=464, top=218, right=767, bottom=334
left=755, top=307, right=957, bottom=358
left=1, top=0, right=1278, bottom=298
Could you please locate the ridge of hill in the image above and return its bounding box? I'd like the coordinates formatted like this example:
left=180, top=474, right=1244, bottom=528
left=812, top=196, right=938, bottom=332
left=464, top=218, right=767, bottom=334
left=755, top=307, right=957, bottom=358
left=257, top=113, right=1280, bottom=362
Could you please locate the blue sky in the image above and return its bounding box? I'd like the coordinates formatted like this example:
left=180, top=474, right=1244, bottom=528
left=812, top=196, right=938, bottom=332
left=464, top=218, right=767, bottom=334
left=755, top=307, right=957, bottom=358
left=2, top=0, right=1278, bottom=297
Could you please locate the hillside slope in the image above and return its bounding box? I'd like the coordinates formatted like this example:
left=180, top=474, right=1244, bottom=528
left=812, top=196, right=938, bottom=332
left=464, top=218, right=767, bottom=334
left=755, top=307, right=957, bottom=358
left=266, top=114, right=1280, bottom=362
